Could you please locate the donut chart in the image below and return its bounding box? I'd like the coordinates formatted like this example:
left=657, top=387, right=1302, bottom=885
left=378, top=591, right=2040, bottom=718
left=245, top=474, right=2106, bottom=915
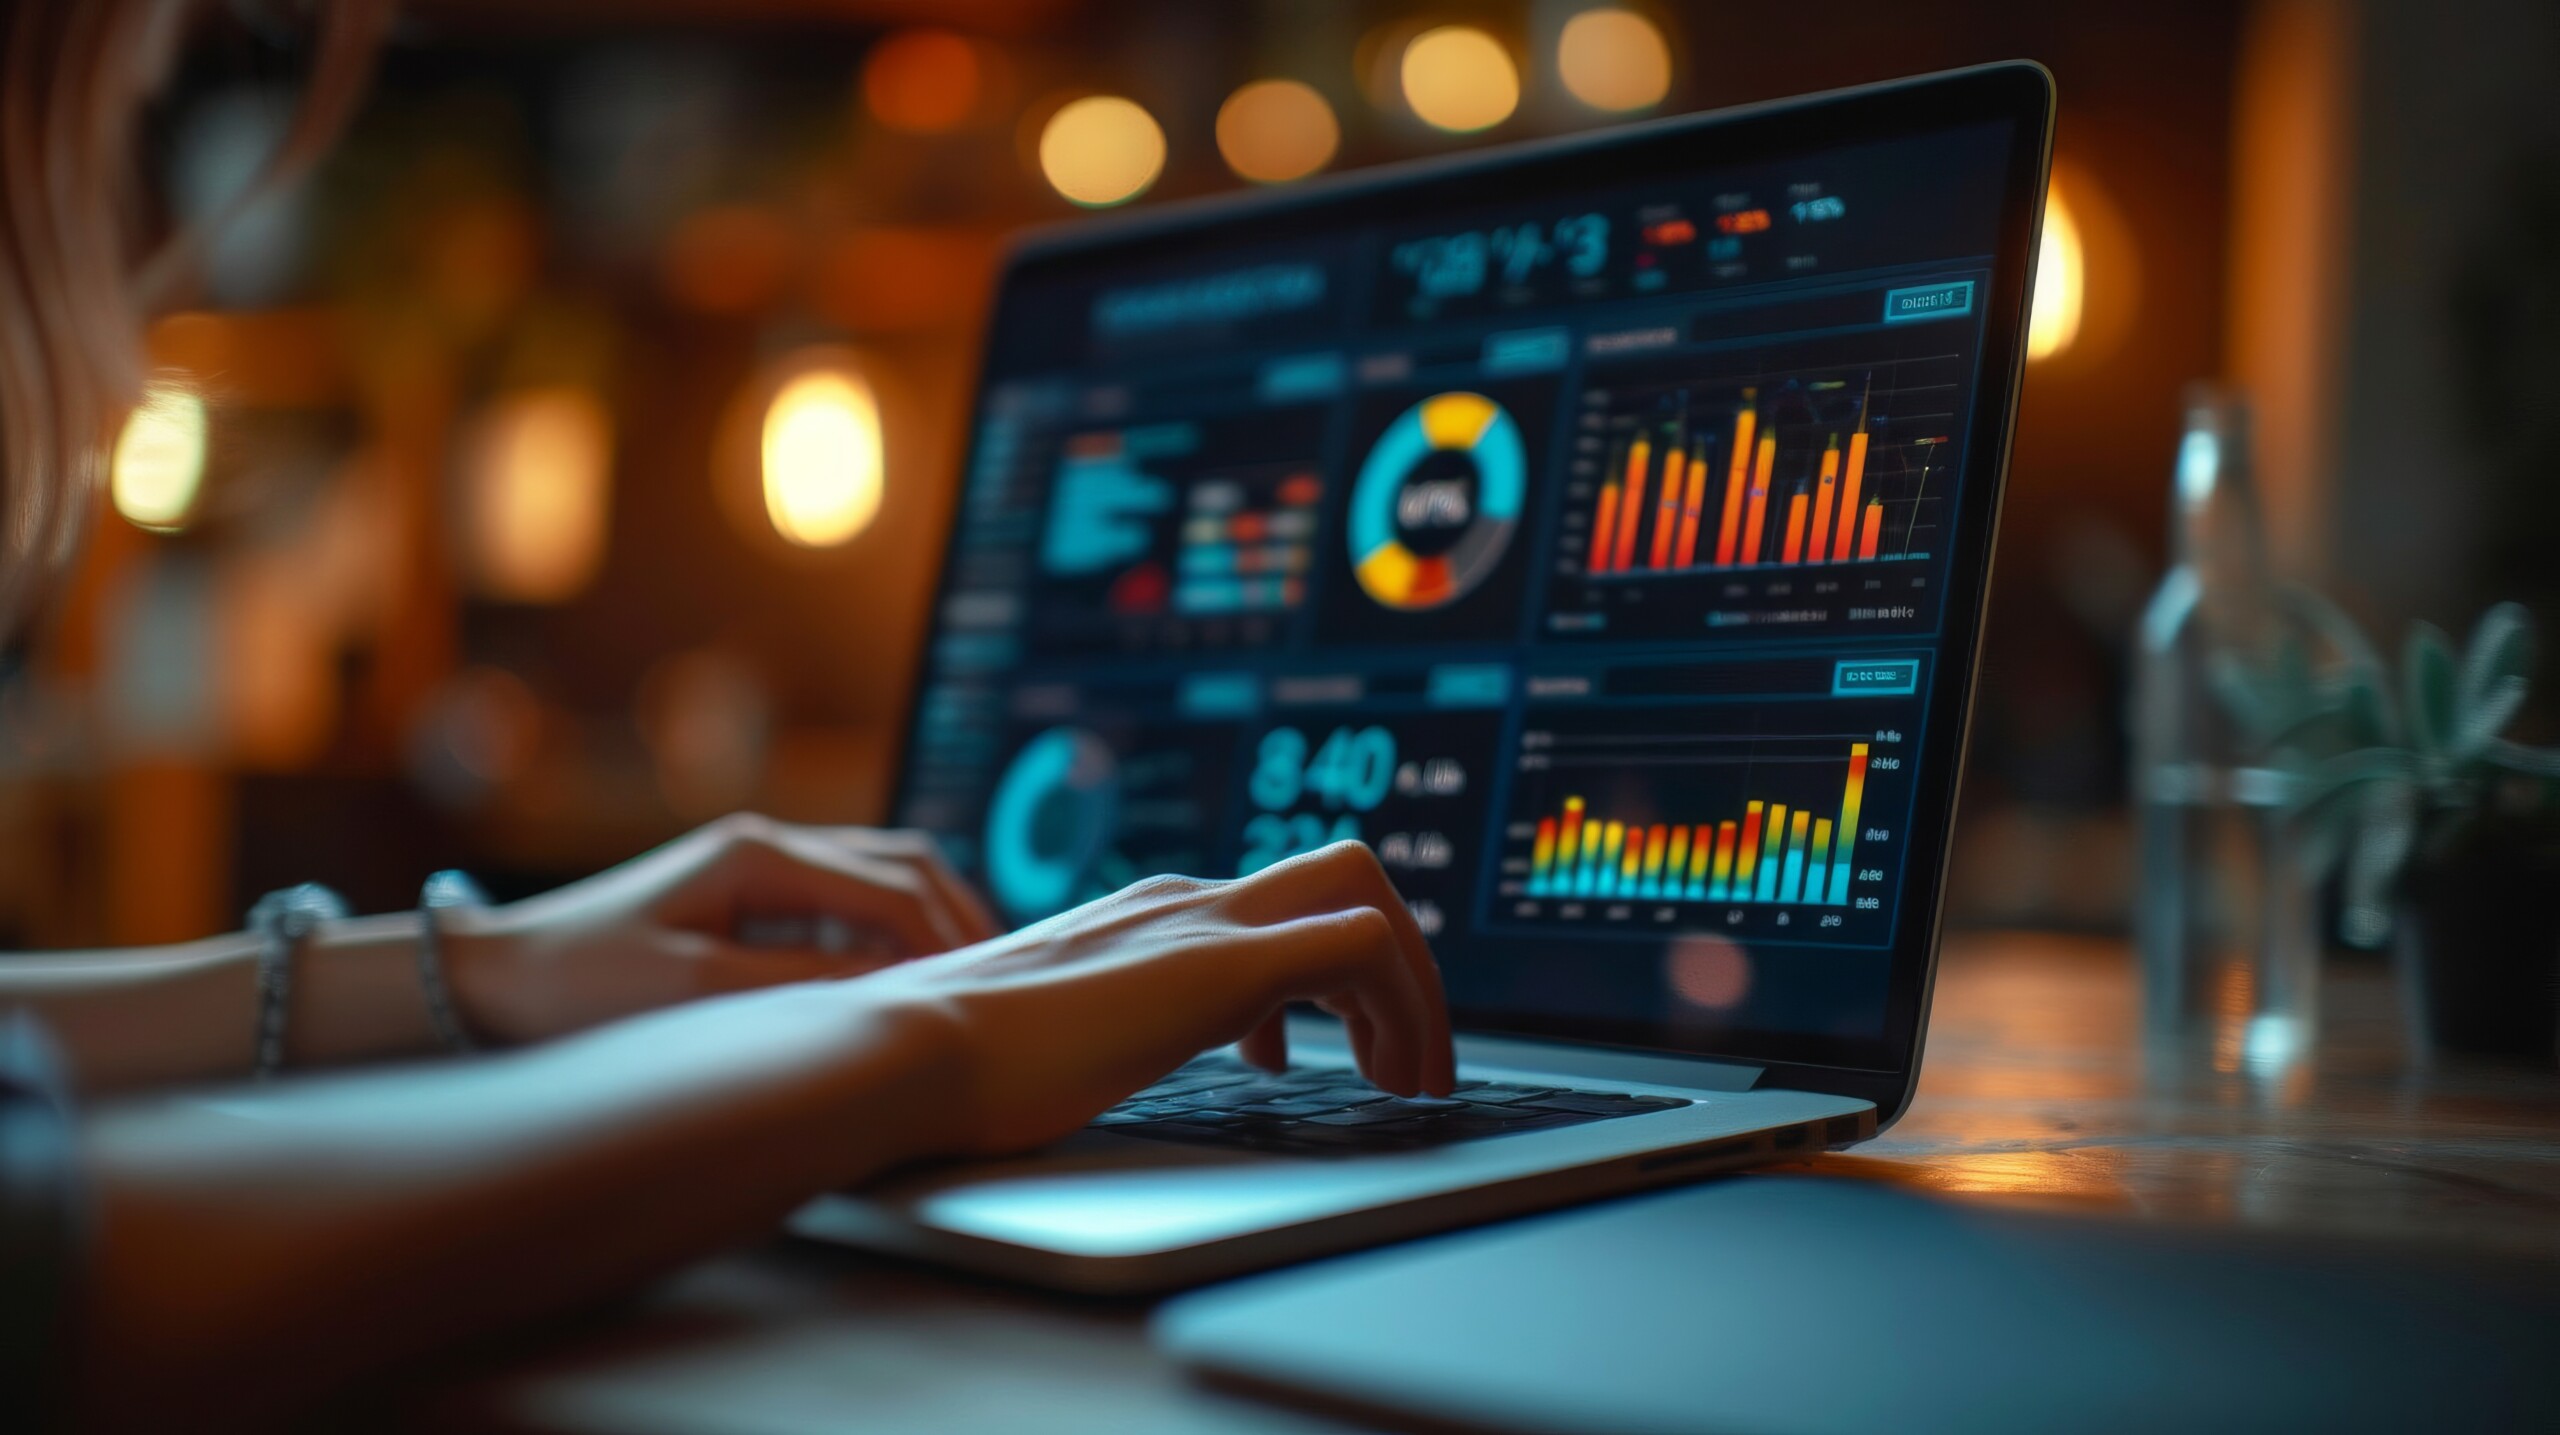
left=982, top=726, right=1119, bottom=921
left=1348, top=391, right=1526, bottom=611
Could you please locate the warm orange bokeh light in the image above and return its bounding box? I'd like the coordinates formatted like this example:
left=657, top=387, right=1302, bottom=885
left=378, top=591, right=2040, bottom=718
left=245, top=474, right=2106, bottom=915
left=1401, top=25, right=1519, bottom=133
left=1038, top=95, right=1166, bottom=207
left=111, top=385, right=209, bottom=533
left=1216, top=79, right=1340, bottom=184
left=2028, top=184, right=2085, bottom=361
left=461, top=386, right=614, bottom=603
left=862, top=29, right=983, bottom=135
left=761, top=364, right=884, bottom=548
left=1558, top=8, right=1672, bottom=113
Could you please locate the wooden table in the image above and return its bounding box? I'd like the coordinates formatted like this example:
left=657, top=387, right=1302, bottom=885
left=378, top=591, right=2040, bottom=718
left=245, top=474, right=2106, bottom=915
left=410, top=933, right=2560, bottom=1433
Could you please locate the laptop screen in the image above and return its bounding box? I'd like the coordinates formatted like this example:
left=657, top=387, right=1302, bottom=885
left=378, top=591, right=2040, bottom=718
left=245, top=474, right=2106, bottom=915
left=895, top=69, right=2050, bottom=1081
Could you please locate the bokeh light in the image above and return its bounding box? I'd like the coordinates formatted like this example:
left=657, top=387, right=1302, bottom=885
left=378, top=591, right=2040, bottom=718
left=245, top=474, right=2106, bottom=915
left=1216, top=79, right=1340, bottom=184
left=111, top=385, right=209, bottom=533
left=1038, top=95, right=1166, bottom=207
left=1558, top=8, right=1672, bottom=113
left=461, top=386, right=615, bottom=604
left=862, top=29, right=983, bottom=135
left=761, top=365, right=884, bottom=548
left=1401, top=25, right=1519, bottom=133
left=2028, top=184, right=2085, bottom=361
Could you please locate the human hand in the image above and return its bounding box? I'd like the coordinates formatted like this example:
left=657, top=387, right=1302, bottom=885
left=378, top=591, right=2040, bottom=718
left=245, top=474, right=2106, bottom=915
left=443, top=814, right=1001, bottom=1044
left=859, top=840, right=1454, bottom=1156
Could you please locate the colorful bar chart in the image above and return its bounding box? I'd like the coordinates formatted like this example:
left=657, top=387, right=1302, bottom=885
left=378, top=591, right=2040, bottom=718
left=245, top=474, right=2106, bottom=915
left=1521, top=742, right=1873, bottom=905
left=1579, top=396, right=1898, bottom=576
left=1567, top=362, right=1956, bottom=585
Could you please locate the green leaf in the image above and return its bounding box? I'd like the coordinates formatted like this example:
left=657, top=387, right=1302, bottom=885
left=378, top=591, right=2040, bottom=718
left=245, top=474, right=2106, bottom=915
left=2455, top=601, right=2534, bottom=758
left=2483, top=737, right=2560, bottom=778
left=2281, top=584, right=2399, bottom=744
left=2403, top=623, right=2459, bottom=762
left=2273, top=631, right=2312, bottom=715
left=2306, top=745, right=2419, bottom=799
left=2340, top=667, right=2391, bottom=747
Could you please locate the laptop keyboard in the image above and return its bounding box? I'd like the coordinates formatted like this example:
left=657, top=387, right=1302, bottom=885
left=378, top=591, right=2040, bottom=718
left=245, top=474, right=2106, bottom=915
left=1090, top=1054, right=1691, bottom=1157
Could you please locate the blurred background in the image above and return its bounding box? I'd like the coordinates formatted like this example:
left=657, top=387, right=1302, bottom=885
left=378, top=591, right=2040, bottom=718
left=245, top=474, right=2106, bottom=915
left=5, top=0, right=2555, bottom=952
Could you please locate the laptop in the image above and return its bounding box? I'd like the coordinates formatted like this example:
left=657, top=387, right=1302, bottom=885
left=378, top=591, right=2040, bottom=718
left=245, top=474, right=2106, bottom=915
left=794, top=62, right=2055, bottom=1293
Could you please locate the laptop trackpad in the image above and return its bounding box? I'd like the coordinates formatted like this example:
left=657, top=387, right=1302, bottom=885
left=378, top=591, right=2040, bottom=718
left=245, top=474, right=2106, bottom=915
left=1157, top=1175, right=2560, bottom=1435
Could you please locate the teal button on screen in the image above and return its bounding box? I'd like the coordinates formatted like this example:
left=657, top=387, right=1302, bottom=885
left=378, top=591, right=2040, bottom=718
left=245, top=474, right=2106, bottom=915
left=1832, top=659, right=1922, bottom=695
left=1882, top=280, right=1974, bottom=323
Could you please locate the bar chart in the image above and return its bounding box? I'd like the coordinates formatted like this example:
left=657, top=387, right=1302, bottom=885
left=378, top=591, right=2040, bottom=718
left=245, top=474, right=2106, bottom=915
left=1493, top=691, right=1912, bottom=947
left=1521, top=742, right=1870, bottom=906
left=1570, top=364, right=1954, bottom=580
left=1580, top=395, right=1898, bottom=577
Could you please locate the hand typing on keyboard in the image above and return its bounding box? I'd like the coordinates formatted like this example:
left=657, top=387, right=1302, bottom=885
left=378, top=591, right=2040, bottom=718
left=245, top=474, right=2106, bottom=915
left=857, top=840, right=1454, bottom=1153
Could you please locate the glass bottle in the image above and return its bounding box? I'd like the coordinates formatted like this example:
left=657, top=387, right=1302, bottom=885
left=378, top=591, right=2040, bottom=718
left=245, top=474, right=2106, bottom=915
left=2133, top=386, right=2318, bottom=1088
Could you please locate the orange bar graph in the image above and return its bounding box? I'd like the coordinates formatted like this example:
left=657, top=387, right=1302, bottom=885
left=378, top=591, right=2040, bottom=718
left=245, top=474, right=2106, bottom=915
left=1709, top=821, right=1738, bottom=893
left=1611, top=435, right=1650, bottom=574
left=1664, top=826, right=1690, bottom=894
left=1833, top=428, right=1870, bottom=561
left=1734, top=802, right=1765, bottom=886
left=1739, top=433, right=1775, bottom=566
left=1648, top=443, right=1683, bottom=570
left=1808, top=437, right=1841, bottom=563
left=1714, top=401, right=1756, bottom=566
left=1857, top=500, right=1883, bottom=560
left=1640, top=825, right=1669, bottom=891
left=1531, top=819, right=1557, bottom=877
left=1588, top=478, right=1620, bottom=575
left=1671, top=440, right=1710, bottom=569
left=1558, top=796, right=1584, bottom=872
left=1780, top=491, right=1809, bottom=565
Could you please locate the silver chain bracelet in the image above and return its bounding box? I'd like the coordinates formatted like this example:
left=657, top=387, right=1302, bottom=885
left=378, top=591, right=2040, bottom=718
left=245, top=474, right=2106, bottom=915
left=246, top=883, right=348, bottom=1079
left=416, top=870, right=487, bottom=1053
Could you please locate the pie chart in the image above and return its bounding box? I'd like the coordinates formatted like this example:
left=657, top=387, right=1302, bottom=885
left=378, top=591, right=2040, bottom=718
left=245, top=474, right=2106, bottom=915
left=982, top=726, right=1120, bottom=921
left=1348, top=391, right=1526, bottom=611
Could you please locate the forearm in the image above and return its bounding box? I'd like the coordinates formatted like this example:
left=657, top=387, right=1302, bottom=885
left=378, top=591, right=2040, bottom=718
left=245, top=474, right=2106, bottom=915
left=73, top=979, right=958, bottom=1430
left=0, top=914, right=450, bottom=1093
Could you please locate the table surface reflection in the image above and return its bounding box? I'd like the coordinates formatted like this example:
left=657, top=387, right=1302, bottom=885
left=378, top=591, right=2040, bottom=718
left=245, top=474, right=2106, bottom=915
left=413, top=933, right=2560, bottom=1434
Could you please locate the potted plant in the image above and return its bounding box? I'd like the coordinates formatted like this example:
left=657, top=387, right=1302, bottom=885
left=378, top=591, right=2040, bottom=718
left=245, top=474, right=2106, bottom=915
left=2216, top=598, right=2560, bottom=1062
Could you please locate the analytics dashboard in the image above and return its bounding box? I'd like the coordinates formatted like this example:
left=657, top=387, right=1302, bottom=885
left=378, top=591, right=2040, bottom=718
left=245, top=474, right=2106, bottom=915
left=894, top=119, right=2018, bottom=1059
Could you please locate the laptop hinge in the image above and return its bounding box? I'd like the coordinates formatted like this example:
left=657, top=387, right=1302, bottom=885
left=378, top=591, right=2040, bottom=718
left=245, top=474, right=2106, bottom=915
left=1280, top=1014, right=1766, bottom=1093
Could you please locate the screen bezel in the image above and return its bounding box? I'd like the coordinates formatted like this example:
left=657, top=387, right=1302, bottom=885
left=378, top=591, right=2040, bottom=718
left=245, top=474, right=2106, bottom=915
left=888, top=62, right=2056, bottom=1126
